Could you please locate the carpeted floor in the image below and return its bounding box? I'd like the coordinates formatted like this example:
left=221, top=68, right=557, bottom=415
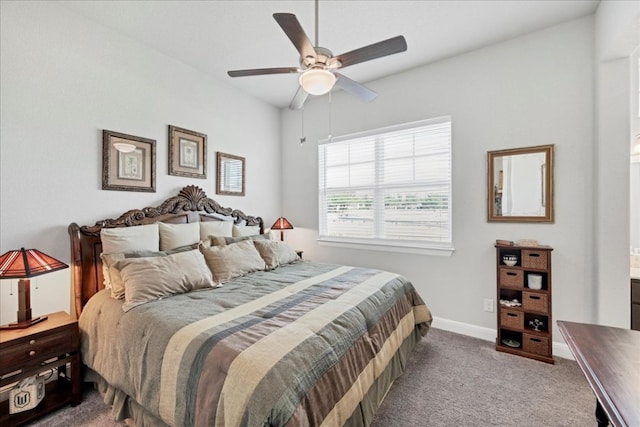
left=27, top=328, right=596, bottom=426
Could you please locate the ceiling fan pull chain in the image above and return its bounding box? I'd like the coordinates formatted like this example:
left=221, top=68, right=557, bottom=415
left=327, top=90, right=333, bottom=140
left=300, top=107, right=306, bottom=145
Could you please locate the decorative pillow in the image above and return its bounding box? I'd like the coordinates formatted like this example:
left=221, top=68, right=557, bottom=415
left=252, top=239, right=300, bottom=271
left=115, top=250, right=215, bottom=312
left=100, top=223, right=159, bottom=254
left=202, top=212, right=235, bottom=222
left=200, top=239, right=265, bottom=283
left=209, top=233, right=269, bottom=247
left=101, top=243, right=199, bottom=299
left=158, top=222, right=200, bottom=251
left=199, top=221, right=233, bottom=240
left=232, top=225, right=261, bottom=237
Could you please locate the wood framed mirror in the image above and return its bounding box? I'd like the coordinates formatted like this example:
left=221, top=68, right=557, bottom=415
left=216, top=152, right=245, bottom=196
left=488, top=144, right=554, bottom=222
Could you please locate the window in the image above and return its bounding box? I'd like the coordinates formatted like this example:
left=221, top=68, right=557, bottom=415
left=318, top=117, right=452, bottom=254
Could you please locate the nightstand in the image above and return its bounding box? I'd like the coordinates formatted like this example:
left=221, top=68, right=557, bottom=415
left=0, top=311, right=82, bottom=426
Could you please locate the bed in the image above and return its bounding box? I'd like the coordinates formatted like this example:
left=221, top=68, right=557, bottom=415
left=68, top=185, right=432, bottom=427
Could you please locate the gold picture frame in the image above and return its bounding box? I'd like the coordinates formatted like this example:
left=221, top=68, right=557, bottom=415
left=216, top=152, right=245, bottom=196
left=168, top=125, right=207, bottom=179
left=487, top=144, right=554, bottom=222
left=102, top=130, right=156, bottom=192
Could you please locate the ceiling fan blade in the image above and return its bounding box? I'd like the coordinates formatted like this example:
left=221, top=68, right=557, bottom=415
left=289, top=86, right=309, bottom=110
left=227, top=67, right=300, bottom=77
left=335, top=35, right=407, bottom=69
left=334, top=73, right=377, bottom=102
left=273, top=13, right=316, bottom=60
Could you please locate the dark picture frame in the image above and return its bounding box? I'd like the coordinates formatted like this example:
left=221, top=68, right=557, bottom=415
left=168, top=125, right=207, bottom=179
left=216, top=152, right=245, bottom=196
left=102, top=130, right=156, bottom=192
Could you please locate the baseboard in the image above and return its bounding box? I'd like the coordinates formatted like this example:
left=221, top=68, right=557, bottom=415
left=431, top=316, right=574, bottom=361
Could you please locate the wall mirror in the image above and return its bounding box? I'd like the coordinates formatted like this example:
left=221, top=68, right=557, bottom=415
left=216, top=152, right=245, bottom=196
left=488, top=144, right=554, bottom=222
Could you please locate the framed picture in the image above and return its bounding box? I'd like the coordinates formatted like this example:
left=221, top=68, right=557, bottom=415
left=102, top=130, right=156, bottom=192
left=216, top=152, right=245, bottom=196
left=168, top=125, right=207, bottom=179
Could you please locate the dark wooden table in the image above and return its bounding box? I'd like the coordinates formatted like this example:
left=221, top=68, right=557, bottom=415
left=558, top=321, right=640, bottom=427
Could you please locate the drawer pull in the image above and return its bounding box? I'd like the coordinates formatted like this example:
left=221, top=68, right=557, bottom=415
left=529, top=295, right=541, bottom=300
left=29, top=339, right=36, bottom=345
left=29, top=350, right=36, bottom=356
left=528, top=253, right=540, bottom=258
left=507, top=313, right=518, bottom=317
left=530, top=338, right=542, bottom=343
left=506, top=272, right=517, bottom=276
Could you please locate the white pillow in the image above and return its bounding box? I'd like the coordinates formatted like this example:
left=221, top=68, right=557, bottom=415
left=200, top=239, right=265, bottom=283
left=252, top=239, right=300, bottom=270
left=116, top=250, right=215, bottom=312
left=158, top=222, right=200, bottom=251
left=200, top=221, right=233, bottom=240
left=100, top=223, right=159, bottom=254
left=232, top=225, right=261, bottom=237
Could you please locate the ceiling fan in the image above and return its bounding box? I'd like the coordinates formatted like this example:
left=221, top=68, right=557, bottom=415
left=227, top=1, right=407, bottom=110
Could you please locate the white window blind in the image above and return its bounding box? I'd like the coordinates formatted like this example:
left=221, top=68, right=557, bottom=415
left=318, top=117, right=452, bottom=251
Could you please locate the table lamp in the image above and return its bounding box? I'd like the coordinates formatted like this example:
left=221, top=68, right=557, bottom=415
left=270, top=217, right=293, bottom=241
left=0, top=248, right=68, bottom=330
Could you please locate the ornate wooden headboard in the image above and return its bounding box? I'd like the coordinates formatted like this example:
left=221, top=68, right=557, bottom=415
left=68, top=185, right=263, bottom=317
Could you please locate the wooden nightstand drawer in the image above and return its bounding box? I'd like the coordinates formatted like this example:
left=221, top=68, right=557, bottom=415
left=0, top=326, right=77, bottom=370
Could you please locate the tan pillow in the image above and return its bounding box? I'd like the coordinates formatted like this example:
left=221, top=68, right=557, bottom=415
left=116, top=250, right=215, bottom=312
left=101, top=244, right=199, bottom=299
left=158, top=222, right=200, bottom=251
left=232, top=225, right=261, bottom=237
left=199, top=221, right=233, bottom=240
left=252, top=239, right=300, bottom=271
left=209, top=233, right=269, bottom=247
left=200, top=239, right=265, bottom=283
left=100, top=223, right=159, bottom=254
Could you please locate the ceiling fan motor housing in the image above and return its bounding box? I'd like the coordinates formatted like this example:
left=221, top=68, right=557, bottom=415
left=300, top=46, right=340, bottom=70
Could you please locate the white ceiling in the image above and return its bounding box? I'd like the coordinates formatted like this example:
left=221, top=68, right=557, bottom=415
left=57, top=0, right=600, bottom=109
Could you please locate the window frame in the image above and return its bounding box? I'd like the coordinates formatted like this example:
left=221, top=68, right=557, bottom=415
left=318, top=116, right=454, bottom=256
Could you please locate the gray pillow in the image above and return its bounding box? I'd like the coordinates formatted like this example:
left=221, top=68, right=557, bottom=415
left=115, top=250, right=215, bottom=312
left=200, top=239, right=265, bottom=283
left=253, top=239, right=300, bottom=271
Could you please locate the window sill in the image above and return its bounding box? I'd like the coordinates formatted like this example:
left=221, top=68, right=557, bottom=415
left=317, top=237, right=455, bottom=256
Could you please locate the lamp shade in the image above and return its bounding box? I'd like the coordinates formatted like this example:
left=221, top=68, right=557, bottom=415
left=0, top=248, right=68, bottom=279
left=0, top=248, right=68, bottom=330
left=271, top=217, right=294, bottom=231
left=299, top=69, right=336, bottom=95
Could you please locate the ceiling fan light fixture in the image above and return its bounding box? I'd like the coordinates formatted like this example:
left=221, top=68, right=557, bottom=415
left=299, top=69, right=336, bottom=95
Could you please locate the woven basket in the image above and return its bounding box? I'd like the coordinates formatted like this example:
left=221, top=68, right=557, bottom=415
left=523, top=333, right=549, bottom=356
left=523, top=291, right=548, bottom=312
left=522, top=250, right=548, bottom=269
left=500, top=268, right=523, bottom=288
left=500, top=309, right=523, bottom=330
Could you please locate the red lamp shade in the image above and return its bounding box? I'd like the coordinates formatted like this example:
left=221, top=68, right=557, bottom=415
left=0, top=248, right=68, bottom=330
left=270, top=217, right=293, bottom=241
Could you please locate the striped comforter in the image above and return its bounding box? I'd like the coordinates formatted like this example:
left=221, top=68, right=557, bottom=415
left=79, top=262, right=431, bottom=427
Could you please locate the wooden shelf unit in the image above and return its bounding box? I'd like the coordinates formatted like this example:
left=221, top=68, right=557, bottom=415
left=495, top=243, right=554, bottom=364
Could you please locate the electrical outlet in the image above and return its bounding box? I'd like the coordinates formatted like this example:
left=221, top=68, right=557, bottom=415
left=483, top=298, right=494, bottom=313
